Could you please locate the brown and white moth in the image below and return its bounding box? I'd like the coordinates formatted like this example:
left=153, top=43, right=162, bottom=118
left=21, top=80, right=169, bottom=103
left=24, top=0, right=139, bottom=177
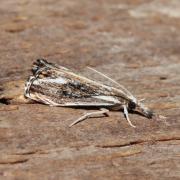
left=24, top=59, right=154, bottom=127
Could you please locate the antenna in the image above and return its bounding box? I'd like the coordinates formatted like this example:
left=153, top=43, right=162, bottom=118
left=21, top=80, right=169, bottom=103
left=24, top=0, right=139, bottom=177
left=87, top=67, right=134, bottom=98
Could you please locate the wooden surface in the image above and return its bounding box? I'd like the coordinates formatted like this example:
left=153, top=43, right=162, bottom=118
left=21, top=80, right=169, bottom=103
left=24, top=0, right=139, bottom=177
left=0, top=0, right=180, bottom=179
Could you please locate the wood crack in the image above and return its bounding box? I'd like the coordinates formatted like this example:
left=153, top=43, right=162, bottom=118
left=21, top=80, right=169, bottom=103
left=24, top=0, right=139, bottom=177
left=96, top=137, right=180, bottom=148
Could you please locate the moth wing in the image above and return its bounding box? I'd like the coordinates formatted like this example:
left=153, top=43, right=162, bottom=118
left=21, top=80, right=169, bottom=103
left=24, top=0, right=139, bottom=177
left=25, top=59, right=124, bottom=107
left=32, top=93, right=117, bottom=107
left=27, top=77, right=121, bottom=107
left=32, top=59, right=71, bottom=75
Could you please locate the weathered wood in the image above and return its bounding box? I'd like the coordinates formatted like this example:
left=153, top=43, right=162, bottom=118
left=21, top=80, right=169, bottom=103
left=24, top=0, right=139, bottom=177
left=0, top=0, right=180, bottom=179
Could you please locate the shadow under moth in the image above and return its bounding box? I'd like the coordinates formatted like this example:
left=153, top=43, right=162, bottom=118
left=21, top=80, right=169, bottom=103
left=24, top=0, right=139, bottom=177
left=24, top=59, right=154, bottom=127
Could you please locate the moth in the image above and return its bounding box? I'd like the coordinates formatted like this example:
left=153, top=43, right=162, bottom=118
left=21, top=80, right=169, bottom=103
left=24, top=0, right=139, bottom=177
left=24, top=59, right=154, bottom=127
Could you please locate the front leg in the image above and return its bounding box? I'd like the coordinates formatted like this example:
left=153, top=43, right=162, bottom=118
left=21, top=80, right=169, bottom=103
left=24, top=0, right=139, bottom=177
left=123, top=105, right=136, bottom=128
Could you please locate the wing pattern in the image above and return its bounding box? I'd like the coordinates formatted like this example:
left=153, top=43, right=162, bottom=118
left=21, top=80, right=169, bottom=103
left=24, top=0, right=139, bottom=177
left=26, top=59, right=123, bottom=107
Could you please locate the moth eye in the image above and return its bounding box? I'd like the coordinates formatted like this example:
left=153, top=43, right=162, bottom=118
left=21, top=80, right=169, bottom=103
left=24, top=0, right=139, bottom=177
left=128, top=101, right=136, bottom=110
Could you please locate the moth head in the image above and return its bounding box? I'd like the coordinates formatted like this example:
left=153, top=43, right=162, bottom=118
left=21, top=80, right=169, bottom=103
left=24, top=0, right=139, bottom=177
left=128, top=101, right=136, bottom=110
left=128, top=100, right=154, bottom=119
left=135, top=101, right=154, bottom=118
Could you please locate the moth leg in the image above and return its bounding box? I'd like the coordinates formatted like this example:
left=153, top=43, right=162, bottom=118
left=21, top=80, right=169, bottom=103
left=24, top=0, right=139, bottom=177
left=69, top=108, right=109, bottom=127
left=123, top=105, right=136, bottom=128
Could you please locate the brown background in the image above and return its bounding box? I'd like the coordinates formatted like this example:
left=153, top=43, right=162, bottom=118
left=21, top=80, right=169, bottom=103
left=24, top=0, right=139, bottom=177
left=0, top=0, right=180, bottom=179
